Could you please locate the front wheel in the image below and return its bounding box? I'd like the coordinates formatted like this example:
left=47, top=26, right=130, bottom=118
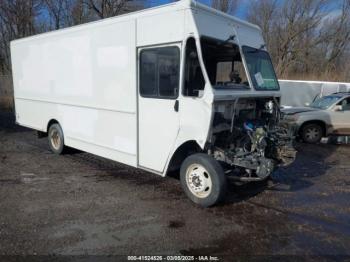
left=180, top=153, right=227, bottom=207
left=301, top=123, right=323, bottom=144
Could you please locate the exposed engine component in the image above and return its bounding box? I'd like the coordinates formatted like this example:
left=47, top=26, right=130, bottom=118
left=210, top=97, right=296, bottom=181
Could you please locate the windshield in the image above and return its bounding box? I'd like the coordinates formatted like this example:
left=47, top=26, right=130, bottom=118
left=310, top=96, right=341, bottom=109
left=201, top=37, right=249, bottom=89
left=242, top=46, right=279, bottom=90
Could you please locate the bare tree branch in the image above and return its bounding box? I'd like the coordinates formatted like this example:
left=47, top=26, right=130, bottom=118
left=211, top=0, right=240, bottom=14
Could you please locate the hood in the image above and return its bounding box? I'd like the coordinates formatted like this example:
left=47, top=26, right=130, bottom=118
left=281, top=107, right=320, bottom=115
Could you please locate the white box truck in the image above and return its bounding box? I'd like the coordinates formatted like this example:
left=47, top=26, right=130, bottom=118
left=11, top=0, right=296, bottom=207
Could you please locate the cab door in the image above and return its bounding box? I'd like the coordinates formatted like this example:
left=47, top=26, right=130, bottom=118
left=137, top=44, right=181, bottom=173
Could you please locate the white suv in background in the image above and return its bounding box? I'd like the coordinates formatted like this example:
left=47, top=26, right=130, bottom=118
left=282, top=93, right=350, bottom=143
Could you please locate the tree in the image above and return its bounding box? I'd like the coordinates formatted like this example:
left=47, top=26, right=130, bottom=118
left=246, top=0, right=350, bottom=80
left=321, top=0, right=350, bottom=72
left=70, top=0, right=94, bottom=25
left=247, top=0, right=277, bottom=55
left=86, top=0, right=143, bottom=19
left=276, top=0, right=329, bottom=76
left=0, top=0, right=42, bottom=73
left=211, top=0, right=240, bottom=14
left=0, top=0, right=144, bottom=74
left=43, top=0, right=72, bottom=30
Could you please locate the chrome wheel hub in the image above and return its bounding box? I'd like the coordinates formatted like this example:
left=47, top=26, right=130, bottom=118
left=186, top=164, right=212, bottom=198
left=50, top=129, right=61, bottom=150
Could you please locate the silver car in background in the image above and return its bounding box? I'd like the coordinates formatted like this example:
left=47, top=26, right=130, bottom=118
left=282, top=93, right=350, bottom=143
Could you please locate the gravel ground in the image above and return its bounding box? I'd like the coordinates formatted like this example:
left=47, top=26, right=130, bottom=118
left=0, top=111, right=350, bottom=259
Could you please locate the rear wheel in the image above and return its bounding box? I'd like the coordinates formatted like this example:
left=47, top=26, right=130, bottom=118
left=48, top=123, right=66, bottom=154
left=301, top=123, right=323, bottom=144
left=180, top=153, right=227, bottom=207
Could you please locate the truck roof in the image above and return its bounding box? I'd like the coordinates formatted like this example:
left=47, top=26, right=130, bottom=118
left=11, top=0, right=260, bottom=46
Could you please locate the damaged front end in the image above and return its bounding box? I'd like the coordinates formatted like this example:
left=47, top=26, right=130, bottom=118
left=209, top=97, right=296, bottom=182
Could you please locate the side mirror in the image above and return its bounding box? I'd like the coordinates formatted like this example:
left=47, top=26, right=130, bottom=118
left=305, top=102, right=310, bottom=107
left=334, top=105, right=343, bottom=111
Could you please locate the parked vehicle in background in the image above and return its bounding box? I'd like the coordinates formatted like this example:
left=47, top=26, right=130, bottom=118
left=279, top=80, right=350, bottom=108
left=10, top=0, right=296, bottom=207
left=282, top=93, right=350, bottom=143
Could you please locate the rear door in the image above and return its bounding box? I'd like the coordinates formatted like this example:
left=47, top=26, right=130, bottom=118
left=137, top=44, right=181, bottom=173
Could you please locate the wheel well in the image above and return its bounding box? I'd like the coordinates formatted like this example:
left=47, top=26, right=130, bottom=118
left=166, top=141, right=202, bottom=174
left=299, top=120, right=326, bottom=136
left=47, top=119, right=59, bottom=132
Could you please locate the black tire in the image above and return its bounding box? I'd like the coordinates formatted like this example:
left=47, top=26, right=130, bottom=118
left=180, top=153, right=227, bottom=207
left=48, top=123, right=66, bottom=154
left=301, top=123, right=323, bottom=144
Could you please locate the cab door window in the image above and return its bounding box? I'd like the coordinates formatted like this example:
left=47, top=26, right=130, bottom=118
left=140, top=47, right=180, bottom=99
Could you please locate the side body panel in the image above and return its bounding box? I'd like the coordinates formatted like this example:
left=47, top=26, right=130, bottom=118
left=136, top=9, right=185, bottom=47
left=11, top=19, right=138, bottom=166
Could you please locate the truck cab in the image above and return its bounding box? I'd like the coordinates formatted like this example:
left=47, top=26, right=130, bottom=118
left=142, top=1, right=297, bottom=206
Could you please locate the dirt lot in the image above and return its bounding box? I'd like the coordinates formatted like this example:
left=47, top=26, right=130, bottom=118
left=0, top=111, right=350, bottom=259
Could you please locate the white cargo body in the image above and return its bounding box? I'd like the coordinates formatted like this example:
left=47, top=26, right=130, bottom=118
left=11, top=0, right=294, bottom=207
